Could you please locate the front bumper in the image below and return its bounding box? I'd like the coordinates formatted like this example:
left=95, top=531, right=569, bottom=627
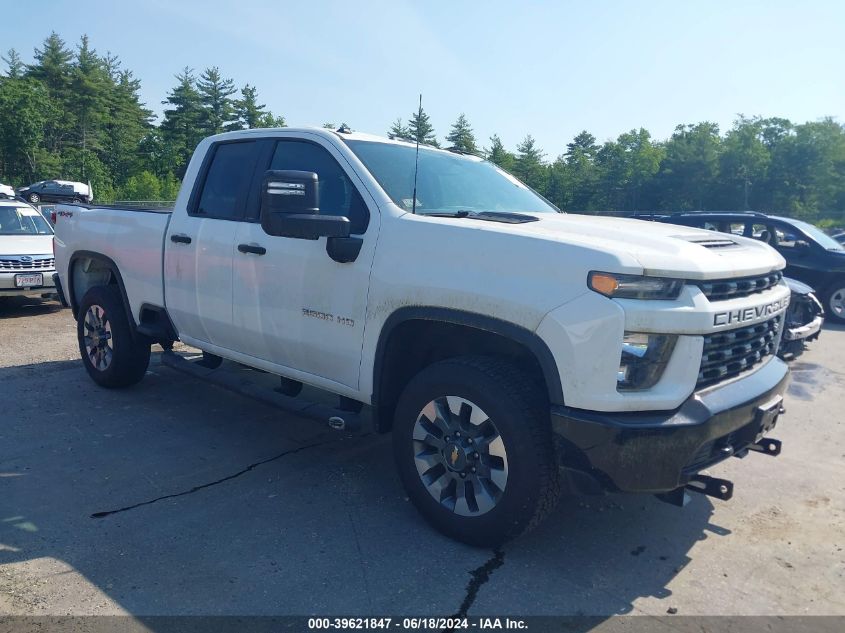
left=0, top=270, right=57, bottom=298
left=550, top=357, right=789, bottom=494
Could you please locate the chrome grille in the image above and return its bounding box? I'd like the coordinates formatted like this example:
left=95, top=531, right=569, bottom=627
left=0, top=256, right=55, bottom=270
left=696, top=271, right=783, bottom=301
left=697, top=316, right=781, bottom=388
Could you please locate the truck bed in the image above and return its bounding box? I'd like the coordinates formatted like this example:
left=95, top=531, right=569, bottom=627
left=54, top=204, right=172, bottom=321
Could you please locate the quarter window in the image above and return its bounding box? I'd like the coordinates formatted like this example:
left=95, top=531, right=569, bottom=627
left=269, top=141, right=369, bottom=234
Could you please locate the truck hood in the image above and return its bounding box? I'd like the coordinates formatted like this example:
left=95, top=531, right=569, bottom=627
left=497, top=213, right=786, bottom=280
left=0, top=234, right=54, bottom=256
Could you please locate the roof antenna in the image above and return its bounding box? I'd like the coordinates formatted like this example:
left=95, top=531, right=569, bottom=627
left=411, top=94, right=422, bottom=215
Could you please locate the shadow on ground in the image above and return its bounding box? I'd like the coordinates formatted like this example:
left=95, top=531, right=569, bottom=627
left=0, top=354, right=720, bottom=621
left=0, top=296, right=64, bottom=320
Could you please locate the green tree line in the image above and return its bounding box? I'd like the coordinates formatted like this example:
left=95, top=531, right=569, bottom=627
left=2, top=32, right=843, bottom=223
left=397, top=111, right=845, bottom=224
left=0, top=33, right=284, bottom=201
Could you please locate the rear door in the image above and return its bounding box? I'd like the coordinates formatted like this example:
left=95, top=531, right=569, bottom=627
left=232, top=136, right=378, bottom=389
left=164, top=139, right=261, bottom=351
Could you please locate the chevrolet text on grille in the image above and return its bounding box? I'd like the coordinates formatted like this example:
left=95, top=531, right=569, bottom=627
left=713, top=297, right=790, bottom=327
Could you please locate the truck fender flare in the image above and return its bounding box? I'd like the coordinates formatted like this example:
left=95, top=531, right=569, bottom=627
left=372, top=306, right=564, bottom=406
left=67, top=250, right=137, bottom=331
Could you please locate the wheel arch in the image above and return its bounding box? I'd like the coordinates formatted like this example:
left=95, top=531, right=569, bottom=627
left=371, top=307, right=564, bottom=433
left=68, top=251, right=136, bottom=331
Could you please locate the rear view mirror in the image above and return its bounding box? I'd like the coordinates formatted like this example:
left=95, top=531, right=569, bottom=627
left=260, top=170, right=350, bottom=240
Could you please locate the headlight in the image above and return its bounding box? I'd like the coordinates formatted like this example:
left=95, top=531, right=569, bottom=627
left=617, top=332, right=677, bottom=391
left=588, top=271, right=684, bottom=300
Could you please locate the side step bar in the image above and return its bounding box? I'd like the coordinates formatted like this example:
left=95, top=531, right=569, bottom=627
left=160, top=351, right=364, bottom=433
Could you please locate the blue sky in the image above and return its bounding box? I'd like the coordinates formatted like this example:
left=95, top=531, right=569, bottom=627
left=6, top=0, right=844, bottom=156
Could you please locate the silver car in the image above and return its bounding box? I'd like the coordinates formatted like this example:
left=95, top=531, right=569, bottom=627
left=0, top=198, right=57, bottom=299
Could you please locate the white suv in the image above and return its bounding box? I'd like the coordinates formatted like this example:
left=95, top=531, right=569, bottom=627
left=0, top=198, right=57, bottom=299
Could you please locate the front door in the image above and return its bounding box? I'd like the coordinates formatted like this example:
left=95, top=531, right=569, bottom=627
left=232, top=137, right=378, bottom=389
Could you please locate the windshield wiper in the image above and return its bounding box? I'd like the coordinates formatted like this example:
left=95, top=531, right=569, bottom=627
left=417, top=210, right=540, bottom=224
left=418, top=210, right=473, bottom=218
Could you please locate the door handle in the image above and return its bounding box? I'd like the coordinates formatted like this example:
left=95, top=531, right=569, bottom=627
left=170, top=234, right=192, bottom=244
left=238, top=243, right=267, bottom=255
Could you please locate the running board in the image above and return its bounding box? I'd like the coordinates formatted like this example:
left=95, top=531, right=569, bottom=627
left=160, top=351, right=364, bottom=433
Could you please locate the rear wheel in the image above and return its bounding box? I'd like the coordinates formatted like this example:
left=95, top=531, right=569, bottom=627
left=393, top=356, right=559, bottom=547
left=824, top=284, right=845, bottom=323
left=77, top=285, right=150, bottom=388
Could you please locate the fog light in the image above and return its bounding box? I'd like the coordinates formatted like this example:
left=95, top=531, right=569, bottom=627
left=617, top=332, right=677, bottom=391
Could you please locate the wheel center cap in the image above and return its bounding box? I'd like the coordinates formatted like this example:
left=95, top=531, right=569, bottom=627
left=443, top=442, right=467, bottom=471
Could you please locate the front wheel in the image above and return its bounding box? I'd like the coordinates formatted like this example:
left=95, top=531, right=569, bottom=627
left=28, top=193, right=40, bottom=203
left=824, top=284, right=845, bottom=324
left=77, top=285, right=150, bottom=388
left=393, top=357, right=559, bottom=547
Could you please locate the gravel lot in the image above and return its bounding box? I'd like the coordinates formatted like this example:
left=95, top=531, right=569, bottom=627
left=1, top=296, right=844, bottom=618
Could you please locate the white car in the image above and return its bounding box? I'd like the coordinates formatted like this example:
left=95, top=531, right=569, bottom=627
left=0, top=183, right=15, bottom=198
left=0, top=199, right=57, bottom=299
left=54, top=127, right=791, bottom=545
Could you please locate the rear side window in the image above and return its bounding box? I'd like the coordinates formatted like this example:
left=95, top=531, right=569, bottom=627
left=195, top=141, right=258, bottom=220
left=269, top=140, right=369, bottom=234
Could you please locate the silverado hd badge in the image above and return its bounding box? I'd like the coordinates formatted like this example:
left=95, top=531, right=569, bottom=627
left=713, top=296, right=790, bottom=327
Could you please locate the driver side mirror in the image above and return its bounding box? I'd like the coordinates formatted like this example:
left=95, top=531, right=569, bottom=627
left=260, top=170, right=350, bottom=240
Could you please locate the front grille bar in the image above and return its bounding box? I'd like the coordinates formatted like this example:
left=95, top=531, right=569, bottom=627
left=695, top=271, right=783, bottom=301
left=697, top=316, right=781, bottom=388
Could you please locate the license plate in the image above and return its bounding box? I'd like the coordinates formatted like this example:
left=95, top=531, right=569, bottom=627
left=15, top=273, right=43, bottom=287
left=754, top=396, right=782, bottom=438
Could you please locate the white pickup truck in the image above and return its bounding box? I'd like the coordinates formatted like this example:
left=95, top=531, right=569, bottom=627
left=54, top=127, right=791, bottom=545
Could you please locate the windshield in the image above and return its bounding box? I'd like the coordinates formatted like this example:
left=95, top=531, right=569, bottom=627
left=0, top=206, right=53, bottom=236
left=345, top=140, right=559, bottom=215
left=788, top=218, right=843, bottom=251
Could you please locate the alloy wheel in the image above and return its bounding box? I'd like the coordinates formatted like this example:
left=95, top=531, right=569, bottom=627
left=83, top=304, right=114, bottom=371
left=412, top=396, right=508, bottom=517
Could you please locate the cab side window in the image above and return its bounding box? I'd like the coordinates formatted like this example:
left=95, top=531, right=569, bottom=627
left=269, top=140, right=369, bottom=234
left=194, top=141, right=259, bottom=220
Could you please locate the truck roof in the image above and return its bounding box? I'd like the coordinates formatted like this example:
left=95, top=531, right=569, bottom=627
left=206, top=126, right=469, bottom=155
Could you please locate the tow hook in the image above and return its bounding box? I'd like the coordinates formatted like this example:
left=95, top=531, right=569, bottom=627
left=748, top=437, right=782, bottom=456
left=686, top=474, right=733, bottom=501
left=655, top=473, right=734, bottom=507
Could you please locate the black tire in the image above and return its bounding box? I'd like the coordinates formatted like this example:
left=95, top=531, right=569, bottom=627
left=823, top=283, right=845, bottom=324
left=393, top=356, right=559, bottom=547
left=77, top=285, right=150, bottom=388
left=28, top=193, right=39, bottom=203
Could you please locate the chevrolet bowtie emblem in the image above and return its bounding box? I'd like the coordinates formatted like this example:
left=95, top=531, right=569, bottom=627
left=451, top=446, right=459, bottom=465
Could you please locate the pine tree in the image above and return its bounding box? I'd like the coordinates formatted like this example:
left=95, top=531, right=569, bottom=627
left=161, top=68, right=204, bottom=178
left=233, top=84, right=267, bottom=129
left=2, top=49, right=24, bottom=78
left=445, top=113, right=477, bottom=153
left=408, top=104, right=438, bottom=146
left=197, top=66, right=237, bottom=134
left=513, top=135, right=546, bottom=191
left=388, top=118, right=410, bottom=140
left=28, top=32, right=73, bottom=97
left=26, top=32, right=74, bottom=153
left=485, top=134, right=514, bottom=170
left=69, top=35, right=111, bottom=179
left=103, top=66, right=153, bottom=188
